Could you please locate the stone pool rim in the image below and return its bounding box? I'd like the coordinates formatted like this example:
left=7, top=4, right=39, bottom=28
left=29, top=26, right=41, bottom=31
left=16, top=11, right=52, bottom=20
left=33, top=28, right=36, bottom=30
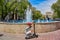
left=0, top=21, right=60, bottom=25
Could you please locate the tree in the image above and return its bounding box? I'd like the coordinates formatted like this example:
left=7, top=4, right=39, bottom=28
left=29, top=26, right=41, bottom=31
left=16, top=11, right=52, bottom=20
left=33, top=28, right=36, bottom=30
left=0, top=0, right=10, bottom=20
left=53, top=12, right=58, bottom=19
left=0, top=0, right=31, bottom=20
left=52, top=0, right=60, bottom=18
left=32, top=7, right=42, bottom=20
left=7, top=0, right=31, bottom=20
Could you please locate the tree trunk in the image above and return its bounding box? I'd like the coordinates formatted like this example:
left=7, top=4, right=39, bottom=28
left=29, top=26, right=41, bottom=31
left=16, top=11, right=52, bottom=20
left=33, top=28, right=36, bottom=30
left=17, top=13, right=18, bottom=20
left=14, top=13, right=16, bottom=20
left=1, top=5, right=4, bottom=21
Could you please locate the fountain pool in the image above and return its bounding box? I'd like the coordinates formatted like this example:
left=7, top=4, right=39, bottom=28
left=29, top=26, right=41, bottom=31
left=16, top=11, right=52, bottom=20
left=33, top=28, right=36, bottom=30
left=4, top=19, right=54, bottom=24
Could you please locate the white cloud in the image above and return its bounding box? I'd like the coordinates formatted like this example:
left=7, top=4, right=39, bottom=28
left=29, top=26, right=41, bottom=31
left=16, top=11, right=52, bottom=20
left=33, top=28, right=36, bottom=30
left=32, top=0, right=57, bottom=14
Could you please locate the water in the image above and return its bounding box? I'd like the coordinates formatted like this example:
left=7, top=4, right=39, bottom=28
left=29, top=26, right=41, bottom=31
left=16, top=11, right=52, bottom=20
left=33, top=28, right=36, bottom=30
left=34, top=19, right=53, bottom=23
left=25, top=6, right=32, bottom=23
left=4, top=19, right=54, bottom=24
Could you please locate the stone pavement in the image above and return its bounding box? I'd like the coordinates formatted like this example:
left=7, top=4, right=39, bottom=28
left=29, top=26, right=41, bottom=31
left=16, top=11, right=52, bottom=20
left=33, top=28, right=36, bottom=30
left=0, top=30, right=60, bottom=40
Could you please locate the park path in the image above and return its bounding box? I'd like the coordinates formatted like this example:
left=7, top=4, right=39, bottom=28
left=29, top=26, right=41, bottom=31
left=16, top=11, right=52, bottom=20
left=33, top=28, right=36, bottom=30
left=0, top=30, right=60, bottom=40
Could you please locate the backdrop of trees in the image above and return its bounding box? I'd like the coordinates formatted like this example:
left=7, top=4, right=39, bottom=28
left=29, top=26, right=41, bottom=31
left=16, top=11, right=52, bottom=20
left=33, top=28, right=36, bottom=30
left=0, top=0, right=44, bottom=21
left=52, top=0, right=60, bottom=19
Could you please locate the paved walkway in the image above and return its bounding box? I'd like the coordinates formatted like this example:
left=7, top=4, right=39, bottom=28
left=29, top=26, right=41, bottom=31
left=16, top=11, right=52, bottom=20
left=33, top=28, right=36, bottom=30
left=0, top=30, right=60, bottom=40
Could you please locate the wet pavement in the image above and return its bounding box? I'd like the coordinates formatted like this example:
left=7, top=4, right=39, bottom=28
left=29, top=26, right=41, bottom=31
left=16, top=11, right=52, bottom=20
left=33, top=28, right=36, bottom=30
left=0, top=30, right=60, bottom=40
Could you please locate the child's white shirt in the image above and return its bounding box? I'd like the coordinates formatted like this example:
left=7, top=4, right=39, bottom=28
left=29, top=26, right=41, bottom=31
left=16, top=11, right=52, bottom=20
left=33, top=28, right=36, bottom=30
left=25, top=27, right=31, bottom=35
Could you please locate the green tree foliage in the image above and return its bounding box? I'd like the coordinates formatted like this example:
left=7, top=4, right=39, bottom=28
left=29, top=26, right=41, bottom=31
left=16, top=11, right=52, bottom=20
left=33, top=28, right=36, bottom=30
left=32, top=7, right=42, bottom=20
left=53, top=12, right=58, bottom=19
left=52, top=0, right=60, bottom=18
left=0, top=0, right=31, bottom=20
left=0, top=0, right=6, bottom=20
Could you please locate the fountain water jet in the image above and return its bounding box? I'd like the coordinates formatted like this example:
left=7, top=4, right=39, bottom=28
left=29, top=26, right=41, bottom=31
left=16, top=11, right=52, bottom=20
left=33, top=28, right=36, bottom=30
left=25, top=6, right=32, bottom=23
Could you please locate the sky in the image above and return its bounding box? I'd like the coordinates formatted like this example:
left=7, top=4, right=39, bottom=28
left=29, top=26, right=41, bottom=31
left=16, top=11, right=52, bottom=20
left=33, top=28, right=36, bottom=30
left=29, top=0, right=57, bottom=14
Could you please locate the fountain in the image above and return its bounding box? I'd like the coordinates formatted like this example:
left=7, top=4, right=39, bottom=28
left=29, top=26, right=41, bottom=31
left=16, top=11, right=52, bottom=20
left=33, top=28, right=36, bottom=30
left=5, top=13, right=10, bottom=22
left=25, top=6, right=32, bottom=23
left=46, top=15, right=50, bottom=22
left=37, top=19, right=40, bottom=23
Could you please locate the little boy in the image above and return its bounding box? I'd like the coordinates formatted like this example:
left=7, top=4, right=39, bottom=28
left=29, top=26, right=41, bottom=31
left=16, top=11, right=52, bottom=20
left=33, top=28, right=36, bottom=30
left=25, top=22, right=32, bottom=39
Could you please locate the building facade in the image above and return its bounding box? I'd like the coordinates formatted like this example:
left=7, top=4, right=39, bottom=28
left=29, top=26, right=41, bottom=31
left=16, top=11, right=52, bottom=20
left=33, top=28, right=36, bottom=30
left=45, top=12, right=53, bottom=19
